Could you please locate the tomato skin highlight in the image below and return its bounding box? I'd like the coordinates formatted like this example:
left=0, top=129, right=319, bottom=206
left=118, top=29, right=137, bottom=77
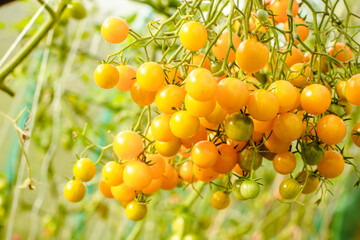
left=300, top=84, right=331, bottom=115
left=73, top=158, right=96, bottom=182
left=126, top=201, right=147, bottom=221
left=64, top=180, right=86, bottom=202
left=101, top=17, right=129, bottom=44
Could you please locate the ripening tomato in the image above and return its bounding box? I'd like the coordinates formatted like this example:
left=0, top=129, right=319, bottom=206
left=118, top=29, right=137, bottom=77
left=185, top=68, right=217, bottom=101
left=205, top=102, right=227, bottom=125
left=64, top=180, right=86, bottom=202
left=273, top=113, right=303, bottom=141
left=111, top=183, right=135, bottom=202
left=211, top=191, right=230, bottom=210
left=115, top=65, right=136, bottom=91
left=94, top=64, right=119, bottom=89
left=302, top=142, right=325, bottom=165
left=151, top=114, right=176, bottom=142
left=155, top=138, right=182, bottom=157
left=191, top=141, right=219, bottom=168
left=193, top=165, right=219, bottom=182
left=297, top=171, right=319, bottom=194
left=236, top=39, right=269, bottom=73
left=328, top=43, right=353, bottom=63
left=288, top=63, right=311, bottom=89
left=216, top=77, right=249, bottom=113
left=212, top=32, right=241, bottom=62
left=232, top=179, right=245, bottom=200
left=238, top=148, right=262, bottom=172
left=264, top=132, right=292, bottom=153
left=73, top=158, right=96, bottom=182
left=126, top=201, right=147, bottom=221
left=267, top=0, right=299, bottom=23
left=170, top=110, right=200, bottom=139
left=351, top=122, right=360, bottom=147
left=142, top=178, right=162, bottom=194
left=147, top=154, right=166, bottom=179
left=300, top=84, right=331, bottom=115
left=187, top=53, right=211, bottom=73
left=253, top=118, right=274, bottom=133
left=225, top=112, right=254, bottom=141
left=284, top=17, right=309, bottom=44
left=279, top=178, right=301, bottom=199
left=269, top=80, right=299, bottom=113
left=185, top=94, right=216, bottom=117
left=101, top=17, right=129, bottom=43
left=345, top=74, right=360, bottom=105
left=113, top=130, right=143, bottom=160
left=316, top=114, right=347, bottom=145
left=247, top=89, right=279, bottom=121
left=179, top=21, right=207, bottom=51
left=131, top=82, right=156, bottom=106
left=155, top=85, right=186, bottom=114
left=102, top=161, right=124, bottom=186
left=273, top=151, right=296, bottom=174
left=259, top=143, right=277, bottom=160
left=283, top=46, right=304, bottom=68
left=181, top=125, right=207, bottom=148
left=99, top=179, right=114, bottom=198
left=179, top=161, right=196, bottom=182
left=317, top=150, right=344, bottom=178
left=212, top=144, right=238, bottom=174
left=136, top=62, right=165, bottom=92
left=123, top=161, right=152, bottom=190
left=336, top=80, right=346, bottom=99
left=161, top=163, right=179, bottom=190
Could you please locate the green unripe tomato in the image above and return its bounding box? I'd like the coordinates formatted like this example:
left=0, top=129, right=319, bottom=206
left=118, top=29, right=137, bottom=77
left=279, top=178, right=301, bottom=199
left=232, top=179, right=246, bottom=200
left=238, top=148, right=263, bottom=172
left=240, top=180, right=260, bottom=199
left=256, top=9, right=269, bottom=22
left=68, top=2, right=87, bottom=20
left=225, top=113, right=254, bottom=141
left=302, top=142, right=324, bottom=165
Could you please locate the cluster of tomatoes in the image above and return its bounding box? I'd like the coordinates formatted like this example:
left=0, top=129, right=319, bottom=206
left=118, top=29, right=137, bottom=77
left=64, top=0, right=360, bottom=221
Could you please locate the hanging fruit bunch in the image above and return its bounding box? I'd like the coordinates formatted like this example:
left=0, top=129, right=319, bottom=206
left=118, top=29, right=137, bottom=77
left=64, top=0, right=360, bottom=221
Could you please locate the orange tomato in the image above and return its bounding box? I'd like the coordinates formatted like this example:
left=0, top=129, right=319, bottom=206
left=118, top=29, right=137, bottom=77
left=111, top=184, right=135, bottom=202
left=216, top=77, right=249, bottom=113
left=247, top=89, right=279, bottom=121
left=288, top=63, right=311, bottom=89
left=94, top=64, right=119, bottom=89
left=191, top=141, right=219, bottom=168
left=345, top=74, right=360, bottom=105
left=205, top=102, right=227, bottom=125
left=273, top=151, right=297, bottom=174
left=142, top=178, right=162, bottom=194
left=179, top=161, right=196, bottom=182
left=317, top=150, right=344, bottom=178
left=316, top=114, right=347, bottom=145
left=113, top=130, right=143, bottom=160
left=185, top=68, right=217, bottom=101
left=300, top=84, right=331, bottom=115
left=161, top=163, right=179, bottom=190
left=187, top=53, right=211, bottom=73
left=115, top=65, right=136, bottom=91
left=243, top=76, right=261, bottom=91
left=267, top=0, right=299, bottom=23
left=136, top=62, right=165, bottom=92
left=351, top=122, right=360, bottom=147
left=181, top=125, right=207, bottom=148
left=131, top=82, right=156, bottom=106
left=101, top=17, right=129, bottom=44
left=179, top=21, right=207, bottom=51
left=193, top=165, right=219, bottom=182
left=253, top=118, right=274, bottom=133
left=336, top=80, right=347, bottom=99
left=236, top=39, right=270, bottom=73
left=273, top=112, right=303, bottom=141
left=151, top=114, right=176, bottom=142
left=284, top=17, right=309, bottom=44
left=328, top=43, right=353, bottom=63
left=102, top=161, right=124, bottom=186
left=212, top=31, right=241, bottom=62
left=212, top=144, right=238, bottom=174
left=184, top=94, right=216, bottom=117
left=283, top=46, right=303, bottom=68
left=170, top=110, right=200, bottom=139
left=264, top=132, right=292, bottom=153
left=147, top=154, right=166, bottom=179
left=123, top=161, right=152, bottom=190
left=269, top=80, right=299, bottom=113
left=99, top=179, right=114, bottom=198
left=155, top=138, right=182, bottom=157
left=155, top=85, right=186, bottom=114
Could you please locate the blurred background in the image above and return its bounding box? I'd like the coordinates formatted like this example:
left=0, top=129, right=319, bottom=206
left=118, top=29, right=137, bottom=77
left=0, top=0, right=360, bottom=239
